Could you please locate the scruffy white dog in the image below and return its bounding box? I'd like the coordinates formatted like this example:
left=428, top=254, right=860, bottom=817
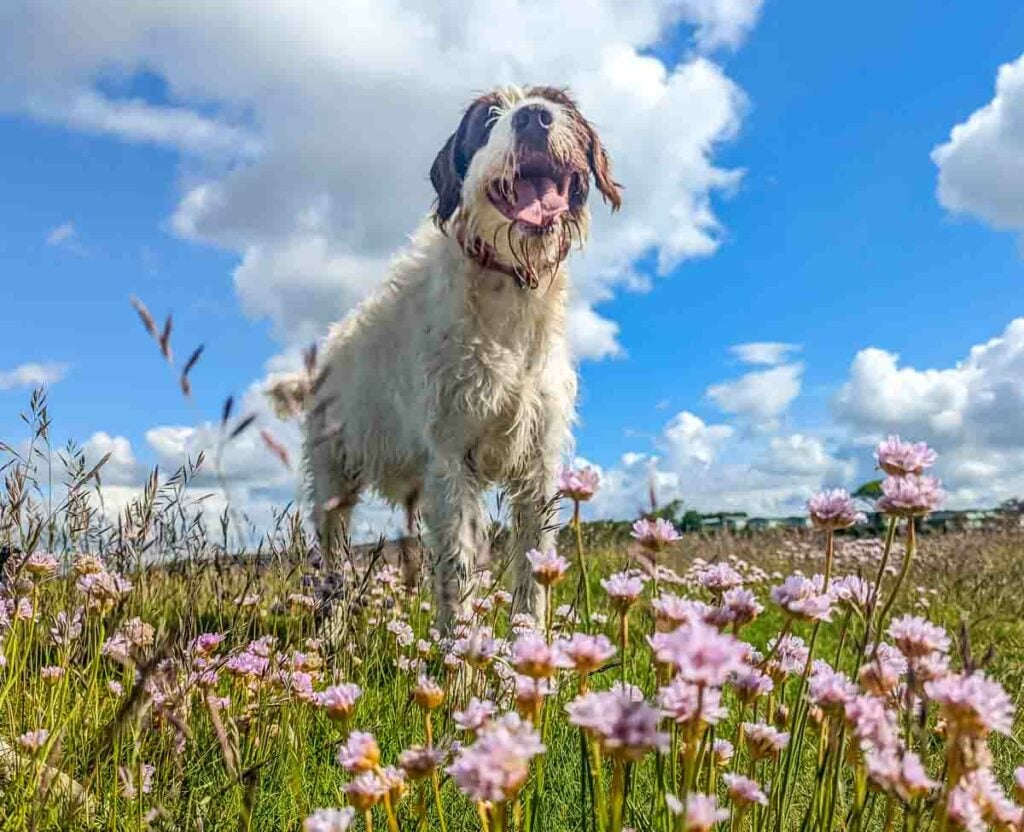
left=267, top=86, right=620, bottom=628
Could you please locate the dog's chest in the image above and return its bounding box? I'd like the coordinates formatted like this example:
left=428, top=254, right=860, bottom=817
left=440, top=320, right=548, bottom=478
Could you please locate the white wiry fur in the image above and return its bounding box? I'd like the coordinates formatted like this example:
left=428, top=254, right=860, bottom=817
left=268, top=87, right=607, bottom=629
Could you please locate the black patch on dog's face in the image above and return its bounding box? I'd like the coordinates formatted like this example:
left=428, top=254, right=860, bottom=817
left=430, top=94, right=501, bottom=230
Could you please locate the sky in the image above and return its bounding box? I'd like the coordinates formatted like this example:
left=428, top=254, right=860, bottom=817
left=3, top=0, right=1024, bottom=538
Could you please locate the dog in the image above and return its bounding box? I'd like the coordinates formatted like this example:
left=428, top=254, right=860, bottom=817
left=267, top=86, right=620, bottom=629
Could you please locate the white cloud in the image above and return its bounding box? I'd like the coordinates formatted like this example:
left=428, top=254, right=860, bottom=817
left=27, top=90, right=260, bottom=157
left=80, top=431, right=140, bottom=486
left=706, top=363, right=803, bottom=427
left=1, top=0, right=758, bottom=361
left=46, top=221, right=76, bottom=246
left=932, top=53, right=1024, bottom=233
left=729, top=341, right=801, bottom=366
left=660, top=410, right=733, bottom=467
left=834, top=317, right=1024, bottom=507
left=0, top=362, right=69, bottom=390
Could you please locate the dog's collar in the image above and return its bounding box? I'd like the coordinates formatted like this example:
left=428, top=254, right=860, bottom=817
left=454, top=224, right=569, bottom=289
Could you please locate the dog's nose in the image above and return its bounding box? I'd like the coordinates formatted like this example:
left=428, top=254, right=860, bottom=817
left=513, top=104, right=553, bottom=140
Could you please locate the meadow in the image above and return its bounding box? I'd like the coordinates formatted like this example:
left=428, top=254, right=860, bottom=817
left=1, top=395, right=1022, bottom=832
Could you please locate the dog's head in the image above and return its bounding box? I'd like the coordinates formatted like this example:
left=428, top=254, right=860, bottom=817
left=430, top=86, right=621, bottom=282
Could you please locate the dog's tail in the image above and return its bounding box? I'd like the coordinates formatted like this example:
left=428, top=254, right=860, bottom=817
left=264, top=371, right=312, bottom=420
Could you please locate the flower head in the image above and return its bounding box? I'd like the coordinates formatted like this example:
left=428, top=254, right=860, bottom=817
left=17, top=728, right=50, bottom=753
left=630, top=518, right=681, bottom=551
left=336, top=731, right=380, bottom=773
left=454, top=698, right=497, bottom=734
left=399, top=745, right=443, bottom=780
left=770, top=575, right=832, bottom=622
left=875, top=436, right=937, bottom=477
left=566, top=689, right=668, bottom=761
left=807, top=489, right=864, bottom=530
left=601, top=571, right=648, bottom=613
left=877, top=475, right=944, bottom=516
left=511, top=632, right=563, bottom=678
left=667, top=793, right=729, bottom=831
left=526, top=548, right=570, bottom=587
left=888, top=615, right=950, bottom=658
left=925, top=672, right=1014, bottom=738
left=556, top=633, right=616, bottom=675
left=303, top=808, right=356, bottom=832
left=742, top=723, right=789, bottom=760
left=447, top=712, right=545, bottom=802
left=344, top=771, right=388, bottom=811
left=558, top=466, right=600, bottom=502
left=724, top=773, right=768, bottom=807
left=24, top=551, right=58, bottom=578
left=315, top=683, right=362, bottom=721
left=413, top=675, right=445, bottom=711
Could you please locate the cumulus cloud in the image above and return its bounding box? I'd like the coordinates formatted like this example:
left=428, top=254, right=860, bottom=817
left=0, top=362, right=69, bottom=390
left=706, top=363, right=803, bottom=428
left=1, top=0, right=757, bottom=361
left=660, top=410, right=733, bottom=467
left=932, top=53, right=1024, bottom=233
left=834, top=317, right=1024, bottom=506
left=80, top=431, right=141, bottom=486
left=27, top=90, right=260, bottom=157
left=729, top=341, right=801, bottom=366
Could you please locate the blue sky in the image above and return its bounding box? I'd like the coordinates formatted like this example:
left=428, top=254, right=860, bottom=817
left=3, top=1, right=1024, bottom=529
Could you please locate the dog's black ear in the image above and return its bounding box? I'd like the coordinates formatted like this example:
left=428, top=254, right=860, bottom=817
left=430, top=94, right=499, bottom=231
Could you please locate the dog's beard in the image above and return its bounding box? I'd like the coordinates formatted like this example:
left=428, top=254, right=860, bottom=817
left=460, top=197, right=587, bottom=289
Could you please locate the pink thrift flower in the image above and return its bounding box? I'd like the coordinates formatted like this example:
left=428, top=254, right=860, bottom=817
left=557, top=633, right=616, bottom=675
left=697, top=563, right=744, bottom=594
left=336, top=731, right=380, bottom=773
left=651, top=594, right=710, bottom=629
left=713, top=739, right=734, bottom=766
left=650, top=621, right=747, bottom=687
left=24, top=551, right=58, bottom=578
left=398, top=746, right=443, bottom=780
left=315, top=683, right=362, bottom=721
left=601, top=571, right=648, bottom=612
left=742, top=723, right=789, bottom=760
left=888, top=615, right=950, bottom=658
left=667, top=793, right=729, bottom=831
left=191, top=633, right=225, bottom=656
left=511, top=632, right=563, bottom=679
left=566, top=689, right=667, bottom=761
left=925, top=672, right=1015, bottom=738
left=877, top=474, right=944, bottom=516
left=807, top=663, right=857, bottom=713
left=18, top=729, right=50, bottom=753
left=770, top=575, right=833, bottom=622
left=724, top=773, right=768, bottom=807
left=630, top=518, right=681, bottom=551
left=344, top=771, right=388, bottom=811
left=658, top=678, right=726, bottom=727
left=807, top=489, right=865, bottom=530
left=453, top=698, right=497, bottom=734
left=875, top=436, right=937, bottom=477
left=558, top=466, right=600, bottom=502
left=303, top=808, right=356, bottom=832
left=446, top=712, right=545, bottom=803
left=526, top=548, right=570, bottom=587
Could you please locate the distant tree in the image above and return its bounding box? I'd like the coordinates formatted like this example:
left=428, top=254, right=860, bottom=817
left=853, top=480, right=883, bottom=500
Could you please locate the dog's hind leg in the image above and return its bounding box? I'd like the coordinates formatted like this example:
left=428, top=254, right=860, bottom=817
left=309, top=447, right=361, bottom=573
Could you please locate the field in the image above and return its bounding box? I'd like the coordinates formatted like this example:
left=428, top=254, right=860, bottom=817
left=1, top=402, right=1023, bottom=832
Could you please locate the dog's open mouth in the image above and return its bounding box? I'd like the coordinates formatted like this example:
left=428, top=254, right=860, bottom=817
left=487, top=151, right=572, bottom=230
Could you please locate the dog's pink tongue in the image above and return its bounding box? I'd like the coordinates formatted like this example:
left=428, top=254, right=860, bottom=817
left=513, top=177, right=568, bottom=226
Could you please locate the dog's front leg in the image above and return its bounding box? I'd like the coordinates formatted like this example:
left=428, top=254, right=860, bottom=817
left=508, top=465, right=559, bottom=623
left=423, top=458, right=486, bottom=632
